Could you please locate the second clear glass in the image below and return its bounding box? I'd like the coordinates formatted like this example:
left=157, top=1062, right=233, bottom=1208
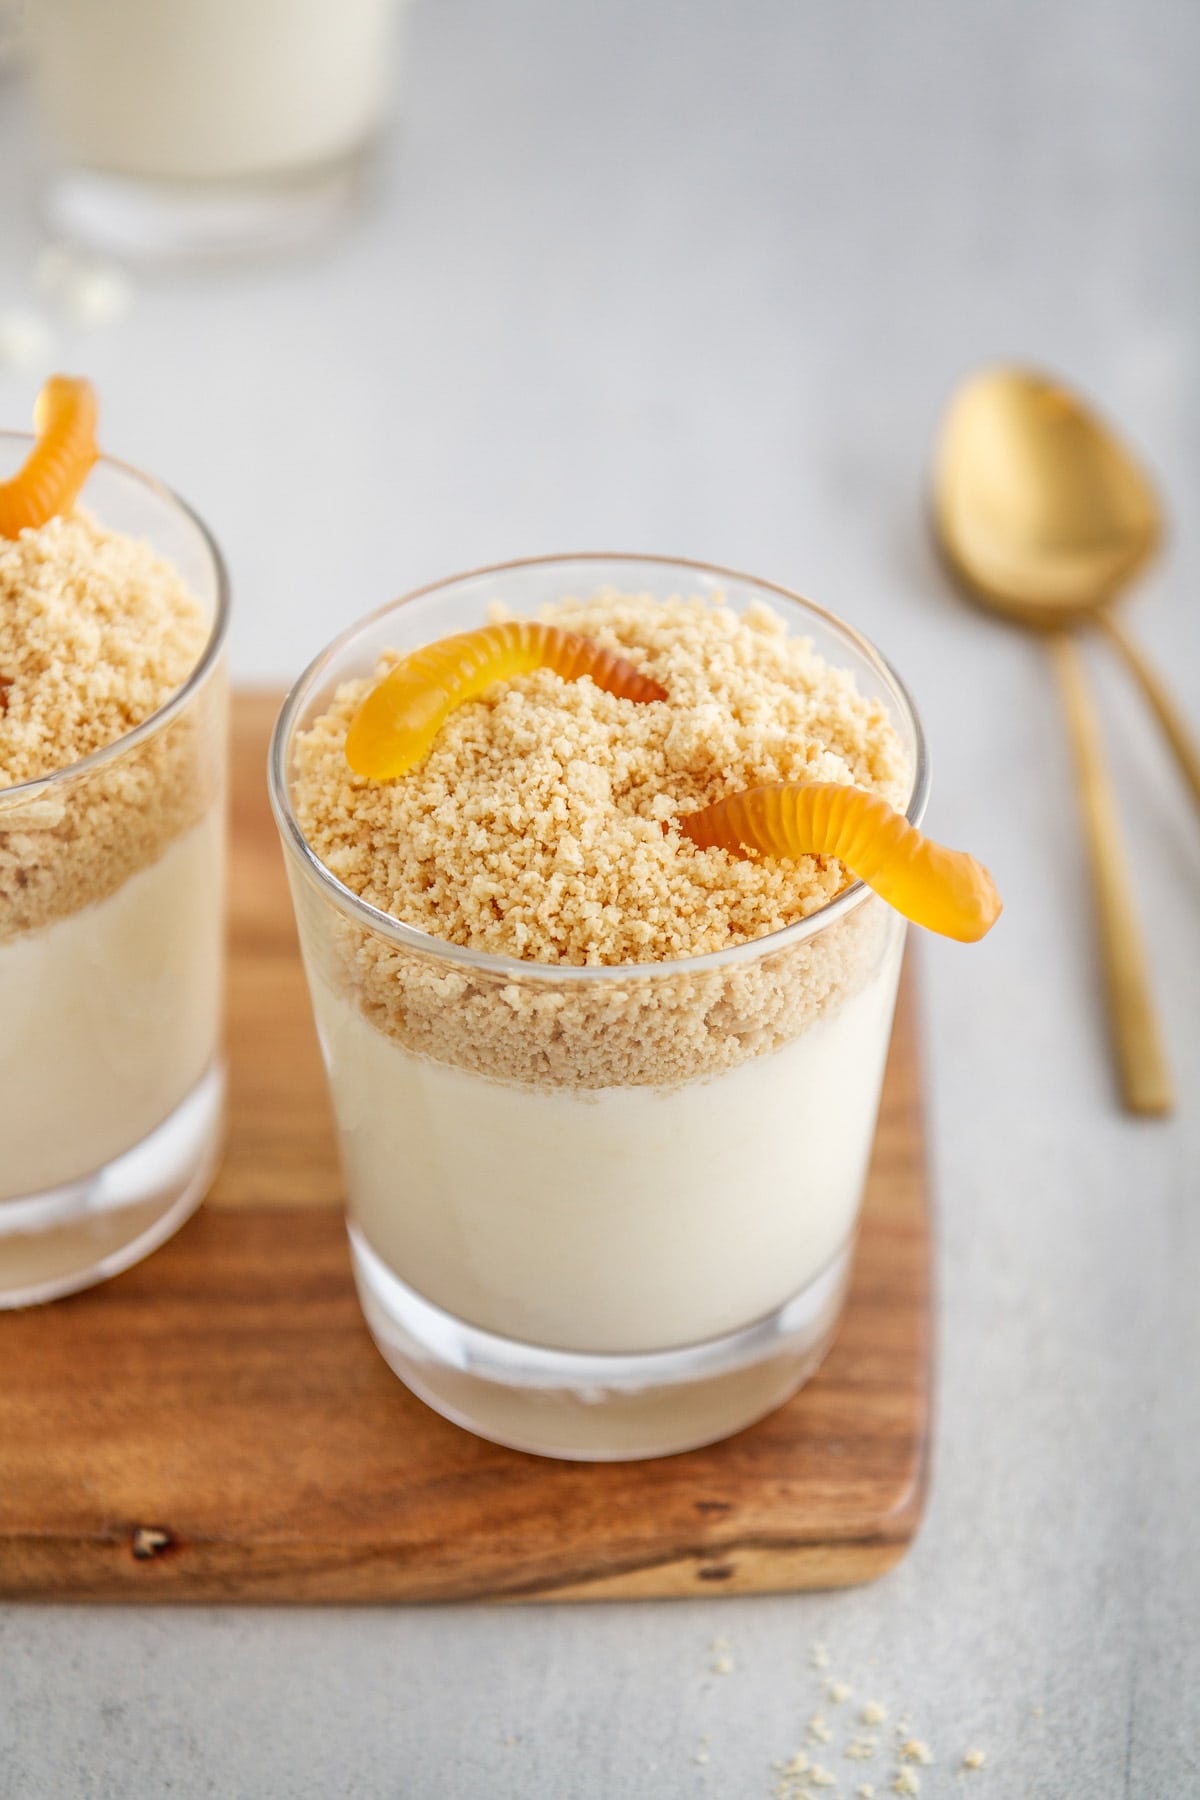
left=0, top=443, right=229, bottom=1306
left=270, top=555, right=927, bottom=1460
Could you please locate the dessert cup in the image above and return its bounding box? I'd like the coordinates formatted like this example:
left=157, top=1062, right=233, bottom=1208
left=0, top=442, right=229, bottom=1306
left=270, top=555, right=927, bottom=1460
left=28, top=0, right=411, bottom=259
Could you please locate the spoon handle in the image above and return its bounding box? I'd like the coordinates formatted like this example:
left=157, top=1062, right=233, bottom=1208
left=1092, top=610, right=1200, bottom=816
left=1049, top=633, right=1174, bottom=1116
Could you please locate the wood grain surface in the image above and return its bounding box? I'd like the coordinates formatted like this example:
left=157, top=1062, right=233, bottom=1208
left=0, top=694, right=932, bottom=1603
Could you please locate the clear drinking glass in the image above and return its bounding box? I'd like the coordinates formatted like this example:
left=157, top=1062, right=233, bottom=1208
left=26, top=0, right=412, bottom=259
left=270, top=555, right=927, bottom=1460
left=0, top=442, right=229, bottom=1307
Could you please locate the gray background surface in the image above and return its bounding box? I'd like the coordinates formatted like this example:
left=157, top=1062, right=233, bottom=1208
left=1, top=1, right=1198, bottom=1795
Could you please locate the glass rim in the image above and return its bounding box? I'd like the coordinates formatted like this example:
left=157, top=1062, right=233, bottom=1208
left=0, top=431, right=231, bottom=803
left=268, top=550, right=931, bottom=983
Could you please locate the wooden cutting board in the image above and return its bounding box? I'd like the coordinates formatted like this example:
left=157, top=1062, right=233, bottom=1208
left=0, top=694, right=932, bottom=1603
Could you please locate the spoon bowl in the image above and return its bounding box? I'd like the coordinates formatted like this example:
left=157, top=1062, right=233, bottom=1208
left=933, top=367, right=1161, bottom=628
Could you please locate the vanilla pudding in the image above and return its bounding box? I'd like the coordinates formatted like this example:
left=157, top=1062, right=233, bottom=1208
left=307, top=930, right=902, bottom=1355
left=0, top=812, right=223, bottom=1202
left=278, top=567, right=921, bottom=1457
left=0, top=499, right=227, bottom=1306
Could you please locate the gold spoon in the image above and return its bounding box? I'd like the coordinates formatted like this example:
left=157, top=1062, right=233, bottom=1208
left=933, top=365, right=1185, bottom=1116
left=933, top=367, right=1200, bottom=802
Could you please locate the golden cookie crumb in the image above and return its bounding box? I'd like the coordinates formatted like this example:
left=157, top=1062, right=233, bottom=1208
left=290, top=592, right=908, bottom=1091
left=0, top=510, right=206, bottom=787
left=293, top=591, right=907, bottom=968
left=0, top=510, right=218, bottom=940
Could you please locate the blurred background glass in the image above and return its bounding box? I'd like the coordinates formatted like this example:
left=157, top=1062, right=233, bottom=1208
left=0, top=2, right=25, bottom=73
left=24, top=0, right=412, bottom=257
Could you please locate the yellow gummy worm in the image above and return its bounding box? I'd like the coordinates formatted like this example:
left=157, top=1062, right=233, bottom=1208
left=346, top=620, right=667, bottom=779
left=0, top=376, right=99, bottom=539
left=680, top=781, right=1001, bottom=941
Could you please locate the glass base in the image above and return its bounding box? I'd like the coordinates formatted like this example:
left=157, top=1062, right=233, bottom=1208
left=43, top=157, right=364, bottom=262
left=350, top=1226, right=854, bottom=1462
left=0, top=1061, right=225, bottom=1309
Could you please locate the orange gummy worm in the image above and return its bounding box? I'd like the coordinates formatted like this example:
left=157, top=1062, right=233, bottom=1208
left=681, top=781, right=1001, bottom=941
left=0, top=376, right=99, bottom=539
left=346, top=620, right=667, bottom=779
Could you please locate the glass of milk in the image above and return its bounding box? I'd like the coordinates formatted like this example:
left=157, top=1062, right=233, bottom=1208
left=0, top=445, right=229, bottom=1306
left=25, top=0, right=410, bottom=258
left=270, top=556, right=927, bottom=1460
